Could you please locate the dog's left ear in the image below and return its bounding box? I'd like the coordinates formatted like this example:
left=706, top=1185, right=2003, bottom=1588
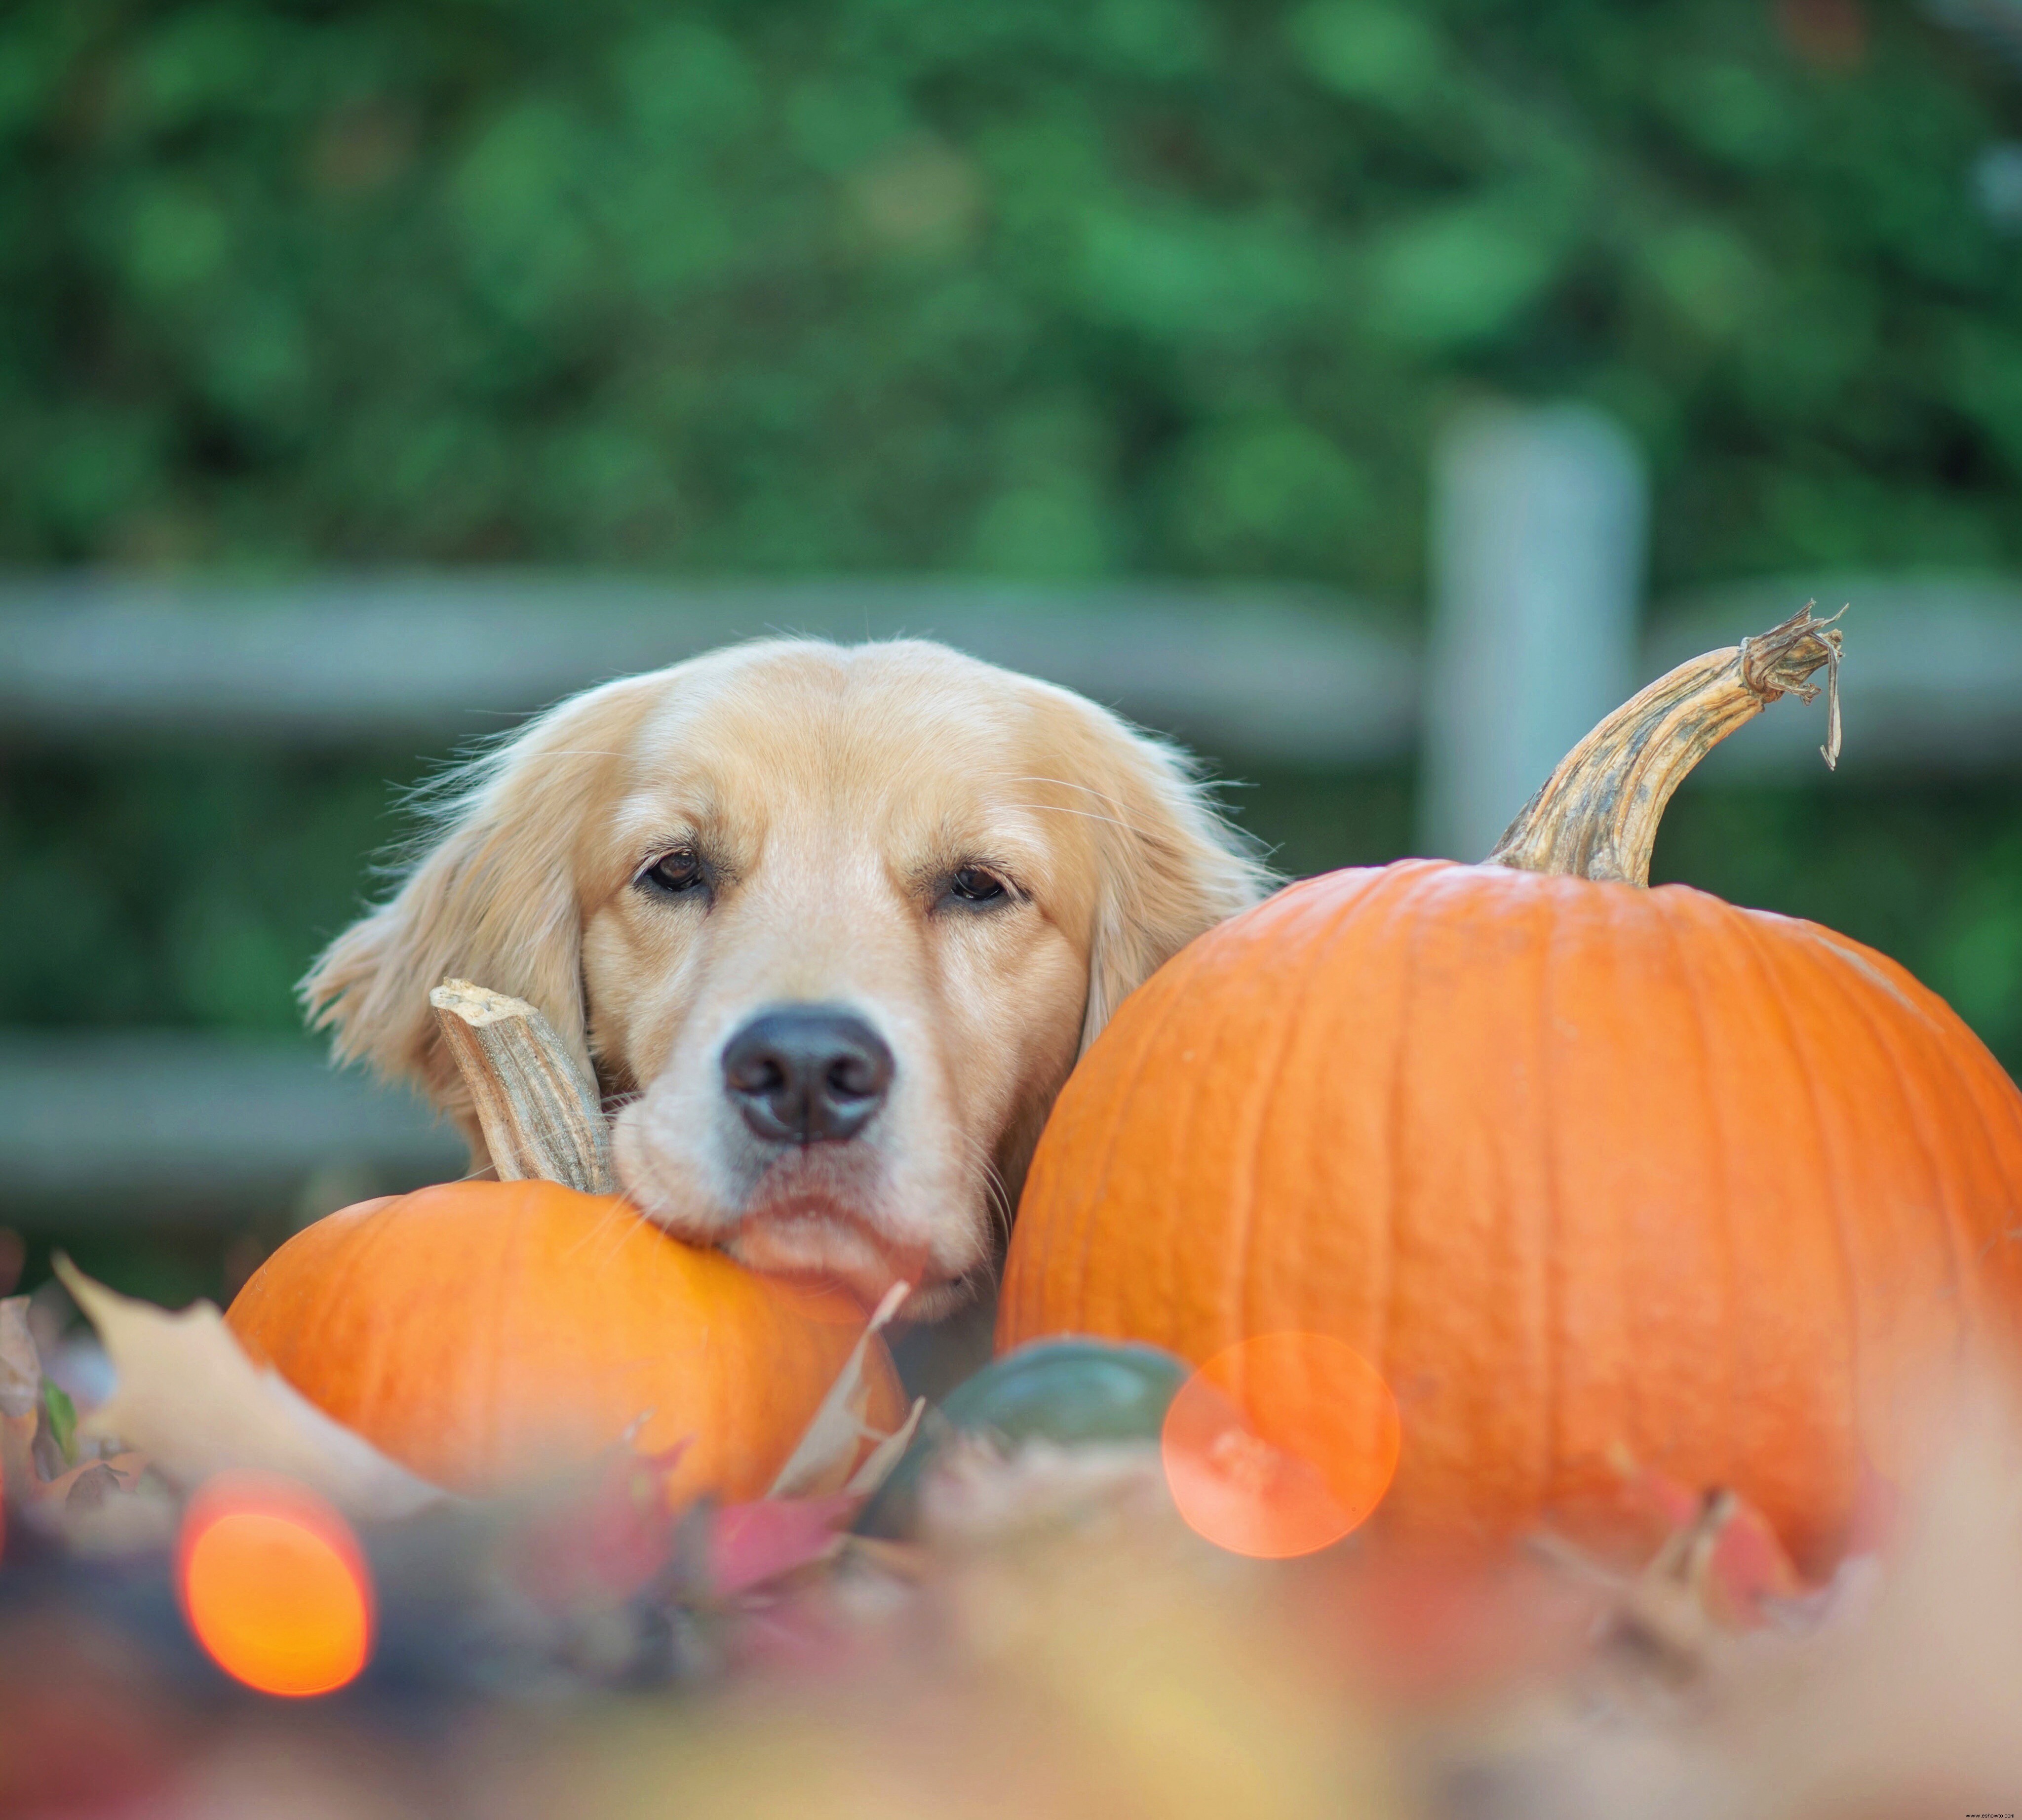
left=300, top=674, right=657, bottom=1143
left=1039, top=696, right=1275, bottom=1055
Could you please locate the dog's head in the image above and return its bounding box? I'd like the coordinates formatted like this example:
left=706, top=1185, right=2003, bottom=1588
left=305, top=638, right=1268, bottom=1316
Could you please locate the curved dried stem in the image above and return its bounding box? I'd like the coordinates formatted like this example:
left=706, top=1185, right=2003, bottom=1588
left=1485, top=602, right=1845, bottom=887
left=429, top=978, right=615, bottom=1192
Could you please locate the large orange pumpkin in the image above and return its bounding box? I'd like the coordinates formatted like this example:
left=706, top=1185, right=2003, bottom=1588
left=230, top=1179, right=905, bottom=1504
left=999, top=609, right=2022, bottom=1575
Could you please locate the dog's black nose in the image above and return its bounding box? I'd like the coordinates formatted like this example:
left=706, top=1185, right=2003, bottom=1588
left=721, top=1006, right=895, bottom=1145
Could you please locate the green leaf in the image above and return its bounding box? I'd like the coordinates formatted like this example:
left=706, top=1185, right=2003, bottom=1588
left=42, top=1378, right=76, bottom=1466
left=1286, top=0, right=1443, bottom=108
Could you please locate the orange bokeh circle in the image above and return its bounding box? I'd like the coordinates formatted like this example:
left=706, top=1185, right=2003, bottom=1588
left=177, top=1472, right=374, bottom=1697
left=1161, top=1332, right=1401, bottom=1559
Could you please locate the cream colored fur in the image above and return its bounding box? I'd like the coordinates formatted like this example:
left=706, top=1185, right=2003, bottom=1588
left=303, top=638, right=1269, bottom=1316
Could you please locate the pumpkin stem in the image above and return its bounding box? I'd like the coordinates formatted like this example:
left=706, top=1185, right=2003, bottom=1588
left=429, top=979, right=616, bottom=1193
left=1484, top=602, right=1846, bottom=886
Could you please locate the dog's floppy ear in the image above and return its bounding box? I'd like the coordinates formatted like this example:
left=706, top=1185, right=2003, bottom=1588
left=1037, top=696, right=1274, bottom=1056
left=301, top=677, right=652, bottom=1134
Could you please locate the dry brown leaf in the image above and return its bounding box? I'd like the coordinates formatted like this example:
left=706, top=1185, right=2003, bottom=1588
left=0, top=1299, right=44, bottom=1513
left=846, top=1398, right=925, bottom=1498
left=768, top=1282, right=924, bottom=1500
left=0, top=1410, right=35, bottom=1518
left=0, top=1297, right=40, bottom=1420
left=53, top=1256, right=445, bottom=1521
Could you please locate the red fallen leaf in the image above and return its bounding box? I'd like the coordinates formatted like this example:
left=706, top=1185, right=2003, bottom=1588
left=1702, top=1497, right=1809, bottom=1625
left=509, top=1442, right=690, bottom=1611
left=707, top=1492, right=860, bottom=1599
left=1612, top=1449, right=1700, bottom=1534
left=1611, top=1448, right=1809, bottom=1625
left=2, top=1295, right=39, bottom=1556
left=0, top=1301, right=37, bottom=1423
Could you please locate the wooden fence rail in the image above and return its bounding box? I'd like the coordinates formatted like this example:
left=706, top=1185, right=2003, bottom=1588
left=6, top=407, right=2018, bottom=1224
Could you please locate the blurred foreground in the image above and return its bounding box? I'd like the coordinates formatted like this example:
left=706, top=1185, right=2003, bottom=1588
left=6, top=1377, right=2022, bottom=1820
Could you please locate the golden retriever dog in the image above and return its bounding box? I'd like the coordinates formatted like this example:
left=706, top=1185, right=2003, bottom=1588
left=304, top=638, right=1268, bottom=1319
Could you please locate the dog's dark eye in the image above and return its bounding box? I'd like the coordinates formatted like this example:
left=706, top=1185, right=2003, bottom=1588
left=640, top=849, right=706, bottom=896
left=947, top=866, right=1008, bottom=905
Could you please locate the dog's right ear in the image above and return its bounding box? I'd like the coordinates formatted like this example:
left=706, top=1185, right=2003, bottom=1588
left=301, top=677, right=652, bottom=1133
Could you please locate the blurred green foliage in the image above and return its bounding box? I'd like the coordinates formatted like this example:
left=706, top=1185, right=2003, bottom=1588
left=2, top=0, right=2019, bottom=589
left=0, top=745, right=410, bottom=1033
left=2, top=0, right=2021, bottom=1191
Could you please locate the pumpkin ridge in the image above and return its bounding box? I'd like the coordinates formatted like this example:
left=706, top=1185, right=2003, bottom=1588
left=1656, top=892, right=1745, bottom=1514
left=1071, top=942, right=1204, bottom=1341
left=1358, top=866, right=1438, bottom=1411
left=596, top=1212, right=672, bottom=1445
left=372, top=1205, right=434, bottom=1472
left=1814, top=923, right=1978, bottom=1508
left=1531, top=877, right=1567, bottom=1528
left=477, top=1185, right=519, bottom=1482
left=1592, top=893, right=1641, bottom=1516
left=699, top=1302, right=731, bottom=1466
left=325, top=1196, right=402, bottom=1454
left=1180, top=917, right=1244, bottom=1351
left=1811, top=920, right=1975, bottom=1368
left=1374, top=867, right=1441, bottom=1426
left=1679, top=887, right=1827, bottom=1496
left=1229, top=884, right=1355, bottom=1365
left=252, top=1207, right=321, bottom=1383
left=1728, top=907, right=1864, bottom=1565
left=695, top=1264, right=723, bottom=1484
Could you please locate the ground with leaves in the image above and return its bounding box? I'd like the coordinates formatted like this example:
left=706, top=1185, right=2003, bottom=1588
left=5, top=1268, right=2022, bottom=1819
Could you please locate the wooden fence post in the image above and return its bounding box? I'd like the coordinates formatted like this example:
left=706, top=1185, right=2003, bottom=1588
left=1419, top=403, right=1649, bottom=861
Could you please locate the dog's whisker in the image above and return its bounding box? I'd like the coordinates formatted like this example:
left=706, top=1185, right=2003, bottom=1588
left=949, top=1129, right=1017, bottom=1257
left=1005, top=775, right=1130, bottom=804
left=541, top=1109, right=649, bottom=1264
left=1008, top=767, right=1253, bottom=818
left=996, top=802, right=1163, bottom=839
left=470, top=748, right=631, bottom=766
left=557, top=1185, right=630, bottom=1261
left=594, top=1195, right=653, bottom=1270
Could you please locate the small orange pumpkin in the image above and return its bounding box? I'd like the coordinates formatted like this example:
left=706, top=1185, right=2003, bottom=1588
left=230, top=980, right=903, bottom=1504
left=229, top=1179, right=903, bottom=1504
left=1000, top=609, right=2022, bottom=1575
